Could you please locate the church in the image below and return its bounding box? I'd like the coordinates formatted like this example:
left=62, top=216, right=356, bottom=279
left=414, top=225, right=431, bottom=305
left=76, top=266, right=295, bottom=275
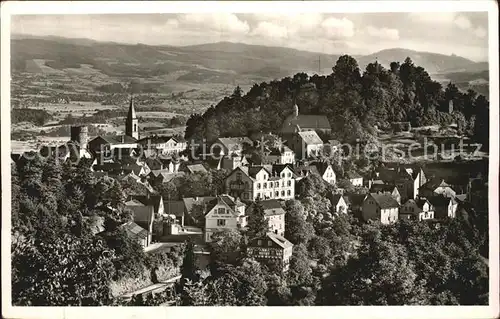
left=88, top=95, right=140, bottom=157
left=280, top=104, right=331, bottom=136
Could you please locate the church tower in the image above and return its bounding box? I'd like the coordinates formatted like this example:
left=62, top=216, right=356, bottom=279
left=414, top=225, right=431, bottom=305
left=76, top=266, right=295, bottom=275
left=125, top=95, right=139, bottom=140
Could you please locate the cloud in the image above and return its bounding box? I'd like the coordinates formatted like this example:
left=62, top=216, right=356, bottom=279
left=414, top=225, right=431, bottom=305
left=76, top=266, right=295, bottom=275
left=321, top=17, right=355, bottom=39
left=409, top=12, right=457, bottom=24
left=251, top=21, right=288, bottom=38
left=454, top=15, right=472, bottom=30
left=365, top=26, right=399, bottom=40
left=168, top=13, right=250, bottom=34
left=474, top=26, right=487, bottom=38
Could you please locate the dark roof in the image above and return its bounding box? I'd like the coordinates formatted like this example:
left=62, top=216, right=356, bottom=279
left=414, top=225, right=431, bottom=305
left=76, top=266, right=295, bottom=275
left=271, top=164, right=293, bottom=176
left=164, top=201, right=185, bottom=217
left=100, top=135, right=138, bottom=145
left=281, top=114, right=331, bottom=133
left=217, top=137, right=253, bottom=151
left=182, top=196, right=216, bottom=213
left=248, top=199, right=285, bottom=216
left=130, top=195, right=163, bottom=214
left=421, top=178, right=452, bottom=191
left=370, top=183, right=397, bottom=193
left=205, top=195, right=243, bottom=216
left=267, top=145, right=293, bottom=156
left=344, top=194, right=366, bottom=207
left=369, top=193, right=400, bottom=209
left=346, top=171, right=362, bottom=179
left=266, top=232, right=293, bottom=249
left=121, top=221, right=149, bottom=239
left=137, top=135, right=185, bottom=145
left=309, top=161, right=332, bottom=176
left=330, top=194, right=344, bottom=205
left=428, top=196, right=456, bottom=207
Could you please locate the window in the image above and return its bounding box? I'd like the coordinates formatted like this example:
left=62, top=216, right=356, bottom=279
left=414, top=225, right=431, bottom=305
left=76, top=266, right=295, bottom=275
left=134, top=124, right=137, bottom=132
left=257, top=183, right=261, bottom=189
left=281, top=191, right=285, bottom=196
left=217, top=208, right=225, bottom=215
left=275, top=191, right=279, bottom=197
left=281, top=173, right=285, bottom=178
left=236, top=172, right=242, bottom=181
left=217, top=219, right=226, bottom=226
left=287, top=190, right=291, bottom=196
left=257, top=240, right=262, bottom=246
left=288, top=173, right=291, bottom=178
left=275, top=182, right=279, bottom=187
left=264, top=182, right=267, bottom=189
left=268, top=241, right=272, bottom=247
left=287, top=180, right=291, bottom=187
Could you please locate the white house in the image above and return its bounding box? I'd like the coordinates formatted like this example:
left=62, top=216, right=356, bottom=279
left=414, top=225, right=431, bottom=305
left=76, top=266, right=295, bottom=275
left=400, top=198, right=434, bottom=221
left=137, top=135, right=187, bottom=155
left=263, top=145, right=295, bottom=165
left=204, top=195, right=247, bottom=242
left=248, top=199, right=286, bottom=236
left=288, top=130, right=324, bottom=160
left=224, top=164, right=296, bottom=201
left=329, top=194, right=348, bottom=214
left=428, top=196, right=458, bottom=219
left=346, top=171, right=363, bottom=187
left=362, top=193, right=400, bottom=224
left=309, top=161, right=336, bottom=185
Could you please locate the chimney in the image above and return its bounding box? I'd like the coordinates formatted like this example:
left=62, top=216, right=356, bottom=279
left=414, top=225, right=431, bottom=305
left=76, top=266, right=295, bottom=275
left=121, top=135, right=125, bottom=143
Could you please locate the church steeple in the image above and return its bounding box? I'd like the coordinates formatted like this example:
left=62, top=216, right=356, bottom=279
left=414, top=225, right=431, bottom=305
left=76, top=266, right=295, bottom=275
left=125, top=94, right=139, bottom=140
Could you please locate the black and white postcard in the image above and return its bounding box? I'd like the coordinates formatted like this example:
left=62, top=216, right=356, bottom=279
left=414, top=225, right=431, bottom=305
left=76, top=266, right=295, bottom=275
left=1, top=1, right=498, bottom=319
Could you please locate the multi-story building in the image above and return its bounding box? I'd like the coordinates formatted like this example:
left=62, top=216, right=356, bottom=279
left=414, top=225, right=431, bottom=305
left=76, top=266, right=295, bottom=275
left=309, top=161, right=337, bottom=185
left=224, top=164, right=295, bottom=201
left=400, top=198, right=435, bottom=221
left=419, top=178, right=456, bottom=198
left=137, top=135, right=187, bottom=156
left=204, top=195, right=247, bottom=242
left=247, top=199, right=286, bottom=236
left=362, top=193, right=400, bottom=224
left=428, top=196, right=458, bottom=219
left=262, top=145, right=295, bottom=165
left=246, top=232, right=293, bottom=272
left=369, top=183, right=401, bottom=204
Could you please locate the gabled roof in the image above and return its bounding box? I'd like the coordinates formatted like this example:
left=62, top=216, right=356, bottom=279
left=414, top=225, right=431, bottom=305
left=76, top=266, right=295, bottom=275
left=428, top=196, right=456, bottom=207
left=205, top=195, right=241, bottom=217
left=164, top=200, right=185, bottom=217
left=368, top=193, right=400, bottom=209
left=403, top=198, right=432, bottom=210
left=186, top=164, right=208, bottom=174
left=248, top=199, right=285, bottom=216
left=309, top=161, right=332, bottom=176
left=217, top=137, right=253, bottom=151
left=137, top=135, right=185, bottom=145
left=248, top=165, right=270, bottom=178
left=130, top=195, right=163, bottom=214
left=120, top=221, right=149, bottom=239
left=266, top=232, right=293, bottom=249
left=282, top=114, right=331, bottom=133
left=271, top=164, right=294, bottom=176
left=297, top=130, right=323, bottom=145
left=421, top=178, right=452, bottom=191
left=370, top=183, right=397, bottom=193
left=330, top=194, right=345, bottom=206
left=346, top=171, right=362, bottom=179
left=182, top=196, right=216, bottom=213
left=344, top=194, right=366, bottom=207
left=93, top=135, right=138, bottom=145
left=268, top=145, right=293, bottom=156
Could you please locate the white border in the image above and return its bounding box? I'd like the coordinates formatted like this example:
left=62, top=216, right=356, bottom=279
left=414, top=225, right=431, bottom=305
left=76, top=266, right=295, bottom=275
left=1, top=1, right=499, bottom=319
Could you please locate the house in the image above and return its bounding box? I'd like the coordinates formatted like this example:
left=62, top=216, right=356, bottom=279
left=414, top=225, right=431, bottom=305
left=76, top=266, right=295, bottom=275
left=262, top=145, right=295, bottom=165
left=280, top=104, right=331, bottom=135
left=428, top=196, right=458, bottom=219
left=346, top=171, right=363, bottom=187
left=369, top=184, right=401, bottom=204
left=221, top=154, right=248, bottom=171
left=372, top=166, right=420, bottom=201
left=145, top=158, right=164, bottom=171
left=157, top=157, right=181, bottom=173
left=125, top=195, right=163, bottom=243
left=247, top=199, right=286, bottom=236
left=400, top=198, right=435, bottom=221
left=343, top=193, right=366, bottom=213
left=185, top=164, right=208, bottom=175
left=224, top=164, right=295, bottom=201
left=182, top=196, right=216, bottom=226
left=246, top=232, right=293, bottom=272
left=204, top=195, right=247, bottom=242
left=137, top=135, right=187, bottom=155
left=362, top=193, right=400, bottom=224
left=288, top=130, right=324, bottom=160
left=309, top=161, right=336, bottom=185
left=88, top=135, right=138, bottom=159
left=120, top=221, right=151, bottom=248
left=213, top=137, right=253, bottom=156
left=328, top=194, right=349, bottom=214
left=419, top=178, right=456, bottom=199
left=163, top=200, right=186, bottom=226
left=148, top=170, right=185, bottom=185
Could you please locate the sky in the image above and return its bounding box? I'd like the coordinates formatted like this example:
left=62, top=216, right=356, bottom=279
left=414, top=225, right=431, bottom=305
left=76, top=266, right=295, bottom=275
left=11, top=12, right=489, bottom=61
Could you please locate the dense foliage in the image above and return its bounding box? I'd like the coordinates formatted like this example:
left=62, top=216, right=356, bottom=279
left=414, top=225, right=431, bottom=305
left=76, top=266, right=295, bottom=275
left=12, top=108, right=53, bottom=126
left=185, top=56, right=489, bottom=146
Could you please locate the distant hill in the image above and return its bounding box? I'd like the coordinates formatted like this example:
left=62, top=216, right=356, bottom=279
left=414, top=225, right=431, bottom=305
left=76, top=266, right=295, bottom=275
left=11, top=35, right=488, bottom=82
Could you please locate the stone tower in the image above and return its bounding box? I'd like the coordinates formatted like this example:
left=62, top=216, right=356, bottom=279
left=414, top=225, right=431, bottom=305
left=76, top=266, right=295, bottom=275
left=70, top=125, right=88, bottom=149
left=125, top=95, right=139, bottom=140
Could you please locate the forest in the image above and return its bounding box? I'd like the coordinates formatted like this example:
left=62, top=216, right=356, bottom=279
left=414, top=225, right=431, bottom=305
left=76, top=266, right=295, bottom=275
left=184, top=55, right=489, bottom=147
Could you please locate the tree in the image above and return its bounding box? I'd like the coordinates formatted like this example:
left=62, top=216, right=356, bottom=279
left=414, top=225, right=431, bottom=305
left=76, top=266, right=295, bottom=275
left=181, top=238, right=199, bottom=284
left=287, top=243, right=313, bottom=287
left=247, top=200, right=269, bottom=238
left=209, top=229, right=243, bottom=265
left=12, top=233, right=115, bottom=306
left=284, top=200, right=314, bottom=245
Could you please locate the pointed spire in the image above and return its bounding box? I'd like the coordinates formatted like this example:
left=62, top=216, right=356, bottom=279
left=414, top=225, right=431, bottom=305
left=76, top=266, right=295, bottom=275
left=128, top=94, right=137, bottom=120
